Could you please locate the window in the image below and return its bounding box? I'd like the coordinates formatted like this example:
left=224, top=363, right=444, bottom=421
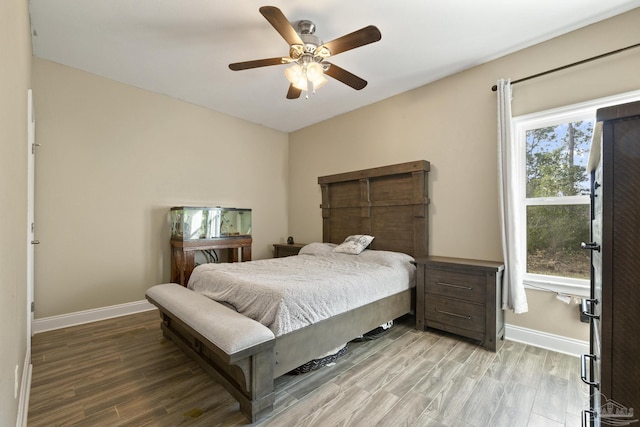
left=512, top=91, right=640, bottom=296
left=523, top=118, right=592, bottom=292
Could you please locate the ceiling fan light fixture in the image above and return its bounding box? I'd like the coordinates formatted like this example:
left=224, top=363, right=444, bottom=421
left=312, top=75, right=328, bottom=90
left=306, top=62, right=324, bottom=83
left=285, top=61, right=327, bottom=94
left=285, top=64, right=303, bottom=85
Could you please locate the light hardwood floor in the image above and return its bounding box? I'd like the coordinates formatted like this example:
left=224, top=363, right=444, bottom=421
left=28, top=310, right=588, bottom=426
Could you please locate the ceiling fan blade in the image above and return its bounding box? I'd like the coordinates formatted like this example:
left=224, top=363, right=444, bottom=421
left=229, top=57, right=290, bottom=71
left=320, top=26, right=381, bottom=56
left=259, top=6, right=303, bottom=47
left=324, top=63, right=368, bottom=90
left=286, top=85, right=302, bottom=99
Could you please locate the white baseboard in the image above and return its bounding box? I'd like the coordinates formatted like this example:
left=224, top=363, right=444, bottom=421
left=31, top=302, right=588, bottom=357
left=505, top=323, right=589, bottom=357
left=32, top=300, right=156, bottom=334
left=16, top=352, right=31, bottom=427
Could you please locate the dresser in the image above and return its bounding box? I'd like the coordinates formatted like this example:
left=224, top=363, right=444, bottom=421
left=415, top=256, right=505, bottom=351
left=582, top=100, right=640, bottom=426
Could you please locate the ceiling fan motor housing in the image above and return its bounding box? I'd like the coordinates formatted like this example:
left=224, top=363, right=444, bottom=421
left=296, top=20, right=316, bottom=35
left=289, top=21, right=327, bottom=61
left=297, top=21, right=323, bottom=54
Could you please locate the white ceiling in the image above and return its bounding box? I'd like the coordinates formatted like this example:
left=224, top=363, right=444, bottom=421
left=29, top=0, right=640, bottom=133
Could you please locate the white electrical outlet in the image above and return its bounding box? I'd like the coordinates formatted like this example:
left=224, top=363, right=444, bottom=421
left=14, top=365, right=19, bottom=399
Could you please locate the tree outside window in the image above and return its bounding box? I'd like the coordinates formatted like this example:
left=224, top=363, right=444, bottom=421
left=525, top=121, right=592, bottom=280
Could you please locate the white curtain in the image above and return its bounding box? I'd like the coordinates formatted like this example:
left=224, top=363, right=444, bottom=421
left=497, top=79, right=528, bottom=314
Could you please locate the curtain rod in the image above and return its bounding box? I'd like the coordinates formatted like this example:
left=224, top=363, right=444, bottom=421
left=491, top=42, right=640, bottom=91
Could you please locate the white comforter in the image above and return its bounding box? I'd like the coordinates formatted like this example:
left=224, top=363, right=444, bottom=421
left=187, top=242, right=415, bottom=336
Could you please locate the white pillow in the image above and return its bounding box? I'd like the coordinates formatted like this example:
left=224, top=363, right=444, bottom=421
left=298, top=242, right=337, bottom=255
left=332, top=235, right=375, bottom=255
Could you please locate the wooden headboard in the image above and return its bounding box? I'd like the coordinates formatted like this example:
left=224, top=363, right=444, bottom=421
left=318, top=160, right=430, bottom=258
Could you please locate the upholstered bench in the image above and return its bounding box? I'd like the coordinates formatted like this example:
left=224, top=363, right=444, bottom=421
left=145, top=283, right=276, bottom=421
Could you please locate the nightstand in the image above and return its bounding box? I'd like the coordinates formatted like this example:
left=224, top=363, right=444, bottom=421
left=273, top=243, right=306, bottom=258
left=415, top=256, right=505, bottom=351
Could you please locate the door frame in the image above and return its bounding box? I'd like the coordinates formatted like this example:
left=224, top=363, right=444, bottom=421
left=27, top=89, right=35, bottom=346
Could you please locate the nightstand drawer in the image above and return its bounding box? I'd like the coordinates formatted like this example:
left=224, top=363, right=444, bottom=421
left=273, top=243, right=306, bottom=258
left=425, top=295, right=486, bottom=335
left=425, top=268, right=486, bottom=303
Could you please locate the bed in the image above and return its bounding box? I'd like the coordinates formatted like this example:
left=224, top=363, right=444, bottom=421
left=145, top=160, right=430, bottom=422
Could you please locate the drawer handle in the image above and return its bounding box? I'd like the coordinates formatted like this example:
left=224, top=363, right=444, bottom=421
left=435, top=308, right=472, bottom=320
left=581, top=298, right=600, bottom=320
left=436, top=281, right=473, bottom=291
left=580, top=354, right=600, bottom=389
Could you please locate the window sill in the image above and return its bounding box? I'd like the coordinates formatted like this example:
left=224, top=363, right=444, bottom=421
left=523, top=276, right=590, bottom=298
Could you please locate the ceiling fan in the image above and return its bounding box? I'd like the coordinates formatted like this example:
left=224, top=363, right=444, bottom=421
left=228, top=6, right=382, bottom=99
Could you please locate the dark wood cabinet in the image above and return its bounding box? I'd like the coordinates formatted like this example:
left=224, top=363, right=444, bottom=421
left=415, top=256, right=505, bottom=351
left=583, top=100, right=640, bottom=426
left=170, top=237, right=252, bottom=286
left=272, top=243, right=305, bottom=258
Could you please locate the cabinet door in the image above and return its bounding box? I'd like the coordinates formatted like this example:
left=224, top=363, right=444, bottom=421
left=607, top=117, right=640, bottom=413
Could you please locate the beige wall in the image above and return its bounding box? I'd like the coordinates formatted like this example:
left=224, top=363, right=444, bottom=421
left=0, top=0, right=31, bottom=424
left=288, top=8, right=640, bottom=341
left=31, top=59, right=289, bottom=318
left=26, top=8, right=640, bottom=341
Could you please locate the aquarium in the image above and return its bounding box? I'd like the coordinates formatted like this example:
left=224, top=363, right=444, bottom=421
left=170, top=206, right=252, bottom=240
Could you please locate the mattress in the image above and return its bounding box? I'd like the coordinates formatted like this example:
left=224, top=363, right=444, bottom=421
left=187, top=242, right=416, bottom=336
